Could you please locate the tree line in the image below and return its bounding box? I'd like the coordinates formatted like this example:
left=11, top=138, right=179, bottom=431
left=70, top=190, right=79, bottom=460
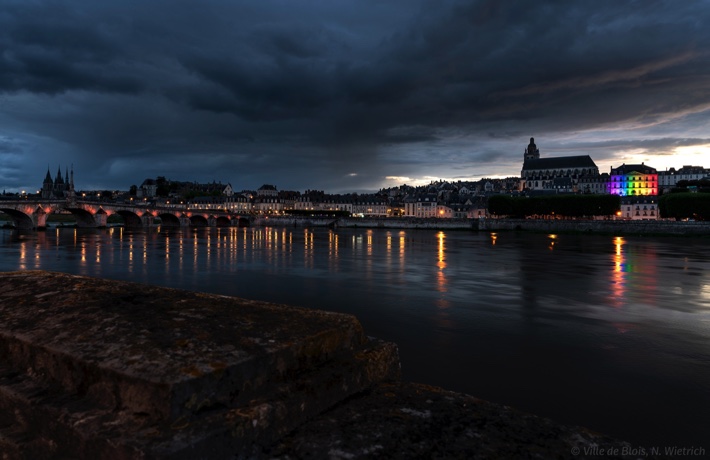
left=658, top=193, right=710, bottom=220
left=488, top=195, right=620, bottom=218
left=488, top=193, right=710, bottom=221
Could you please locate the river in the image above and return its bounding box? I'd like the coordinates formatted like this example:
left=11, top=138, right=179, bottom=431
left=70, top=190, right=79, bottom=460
left=1, top=226, right=709, bottom=449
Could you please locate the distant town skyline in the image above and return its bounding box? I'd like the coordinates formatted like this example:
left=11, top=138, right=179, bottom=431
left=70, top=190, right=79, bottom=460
left=2, top=1, right=710, bottom=193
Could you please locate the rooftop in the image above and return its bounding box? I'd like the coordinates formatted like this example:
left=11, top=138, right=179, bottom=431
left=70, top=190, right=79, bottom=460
left=522, top=155, right=598, bottom=170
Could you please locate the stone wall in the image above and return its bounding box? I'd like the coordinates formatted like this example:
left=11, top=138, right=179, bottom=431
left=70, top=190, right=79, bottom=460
left=254, top=216, right=476, bottom=230
left=480, top=218, right=710, bottom=235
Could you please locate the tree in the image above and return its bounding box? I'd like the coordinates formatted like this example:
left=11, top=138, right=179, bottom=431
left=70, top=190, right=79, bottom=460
left=659, top=193, right=710, bottom=220
left=487, top=194, right=619, bottom=218
left=155, top=176, right=170, bottom=197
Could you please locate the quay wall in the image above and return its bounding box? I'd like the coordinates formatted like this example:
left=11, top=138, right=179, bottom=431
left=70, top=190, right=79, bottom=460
left=338, top=217, right=475, bottom=230
left=254, top=216, right=476, bottom=230
left=252, top=216, right=709, bottom=235
left=480, top=218, right=710, bottom=235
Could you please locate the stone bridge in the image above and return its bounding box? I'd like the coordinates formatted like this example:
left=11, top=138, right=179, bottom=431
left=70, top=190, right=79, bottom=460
left=0, top=199, right=250, bottom=229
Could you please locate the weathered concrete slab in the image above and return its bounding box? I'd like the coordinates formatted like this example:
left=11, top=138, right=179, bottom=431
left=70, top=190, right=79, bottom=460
left=0, top=340, right=399, bottom=459
left=0, top=271, right=371, bottom=419
left=269, top=382, right=659, bottom=460
left=0, top=271, right=400, bottom=458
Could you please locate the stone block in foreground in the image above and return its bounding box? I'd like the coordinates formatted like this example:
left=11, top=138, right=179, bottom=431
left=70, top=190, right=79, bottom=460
left=0, top=271, right=647, bottom=459
left=0, top=271, right=399, bottom=459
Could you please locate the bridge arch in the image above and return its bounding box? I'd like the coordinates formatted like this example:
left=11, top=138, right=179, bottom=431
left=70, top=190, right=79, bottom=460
left=157, top=213, right=181, bottom=227
left=0, top=209, right=34, bottom=229
left=190, top=215, right=209, bottom=227
left=215, top=216, right=231, bottom=227
left=65, top=208, right=99, bottom=228
left=115, top=210, right=143, bottom=227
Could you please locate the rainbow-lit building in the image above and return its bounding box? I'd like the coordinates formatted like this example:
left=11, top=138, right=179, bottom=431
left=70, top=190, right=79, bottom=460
left=607, top=163, right=658, bottom=196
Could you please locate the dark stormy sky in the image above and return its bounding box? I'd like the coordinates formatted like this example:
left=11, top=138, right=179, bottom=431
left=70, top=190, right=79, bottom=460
left=2, top=0, right=710, bottom=193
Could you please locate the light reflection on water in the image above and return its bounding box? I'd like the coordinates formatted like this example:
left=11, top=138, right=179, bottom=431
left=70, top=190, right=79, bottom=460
left=1, top=226, right=710, bottom=446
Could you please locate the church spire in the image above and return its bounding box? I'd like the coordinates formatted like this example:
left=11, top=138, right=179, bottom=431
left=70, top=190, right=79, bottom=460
left=42, top=166, right=54, bottom=199
left=55, top=166, right=63, bottom=183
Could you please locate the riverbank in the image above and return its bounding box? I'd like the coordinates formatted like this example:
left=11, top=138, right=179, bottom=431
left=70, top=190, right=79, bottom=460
left=254, top=216, right=710, bottom=236
left=0, top=271, right=646, bottom=459
left=480, top=218, right=710, bottom=236
left=254, top=216, right=476, bottom=230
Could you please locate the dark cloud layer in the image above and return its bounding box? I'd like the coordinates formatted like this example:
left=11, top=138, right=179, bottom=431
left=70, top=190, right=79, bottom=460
left=1, top=0, right=709, bottom=192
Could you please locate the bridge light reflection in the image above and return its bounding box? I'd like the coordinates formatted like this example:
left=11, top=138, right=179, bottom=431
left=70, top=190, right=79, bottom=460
left=19, top=239, right=26, bottom=269
left=436, top=231, right=447, bottom=294
left=548, top=234, right=557, bottom=250
left=399, top=231, right=406, bottom=269
left=610, top=236, right=626, bottom=308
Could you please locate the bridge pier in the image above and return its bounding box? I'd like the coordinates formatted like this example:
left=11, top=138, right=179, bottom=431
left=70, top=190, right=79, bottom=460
left=180, top=217, right=192, bottom=227
left=32, top=207, right=48, bottom=230
left=208, top=216, right=217, bottom=227
left=93, top=209, right=107, bottom=228
left=141, top=215, right=154, bottom=227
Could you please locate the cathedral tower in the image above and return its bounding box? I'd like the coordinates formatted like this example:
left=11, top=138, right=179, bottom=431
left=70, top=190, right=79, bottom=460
left=42, top=168, right=54, bottom=199
left=524, top=137, right=540, bottom=161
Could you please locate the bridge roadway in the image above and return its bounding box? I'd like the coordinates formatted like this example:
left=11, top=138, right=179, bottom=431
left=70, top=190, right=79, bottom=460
left=0, top=198, right=249, bottom=229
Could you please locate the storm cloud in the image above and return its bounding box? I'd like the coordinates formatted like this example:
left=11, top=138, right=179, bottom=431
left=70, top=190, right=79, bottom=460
left=1, top=0, right=709, bottom=192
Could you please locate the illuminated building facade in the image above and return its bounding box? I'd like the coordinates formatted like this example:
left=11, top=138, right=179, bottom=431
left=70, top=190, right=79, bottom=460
left=404, top=193, right=438, bottom=218
left=190, top=195, right=251, bottom=212
left=607, top=163, right=658, bottom=196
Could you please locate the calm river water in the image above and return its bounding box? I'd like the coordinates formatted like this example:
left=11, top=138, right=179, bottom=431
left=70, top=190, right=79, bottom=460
left=1, top=226, right=709, bottom=448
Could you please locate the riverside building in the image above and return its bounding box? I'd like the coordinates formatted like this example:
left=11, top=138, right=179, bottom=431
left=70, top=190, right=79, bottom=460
left=657, top=165, right=709, bottom=193
left=620, top=196, right=658, bottom=220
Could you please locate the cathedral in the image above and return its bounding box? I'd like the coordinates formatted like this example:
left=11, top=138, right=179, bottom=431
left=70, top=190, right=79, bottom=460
left=520, top=137, right=599, bottom=192
left=41, top=166, right=75, bottom=199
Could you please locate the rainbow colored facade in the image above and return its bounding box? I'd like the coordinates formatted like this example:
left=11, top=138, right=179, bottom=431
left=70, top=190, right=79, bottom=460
left=607, top=163, right=658, bottom=196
